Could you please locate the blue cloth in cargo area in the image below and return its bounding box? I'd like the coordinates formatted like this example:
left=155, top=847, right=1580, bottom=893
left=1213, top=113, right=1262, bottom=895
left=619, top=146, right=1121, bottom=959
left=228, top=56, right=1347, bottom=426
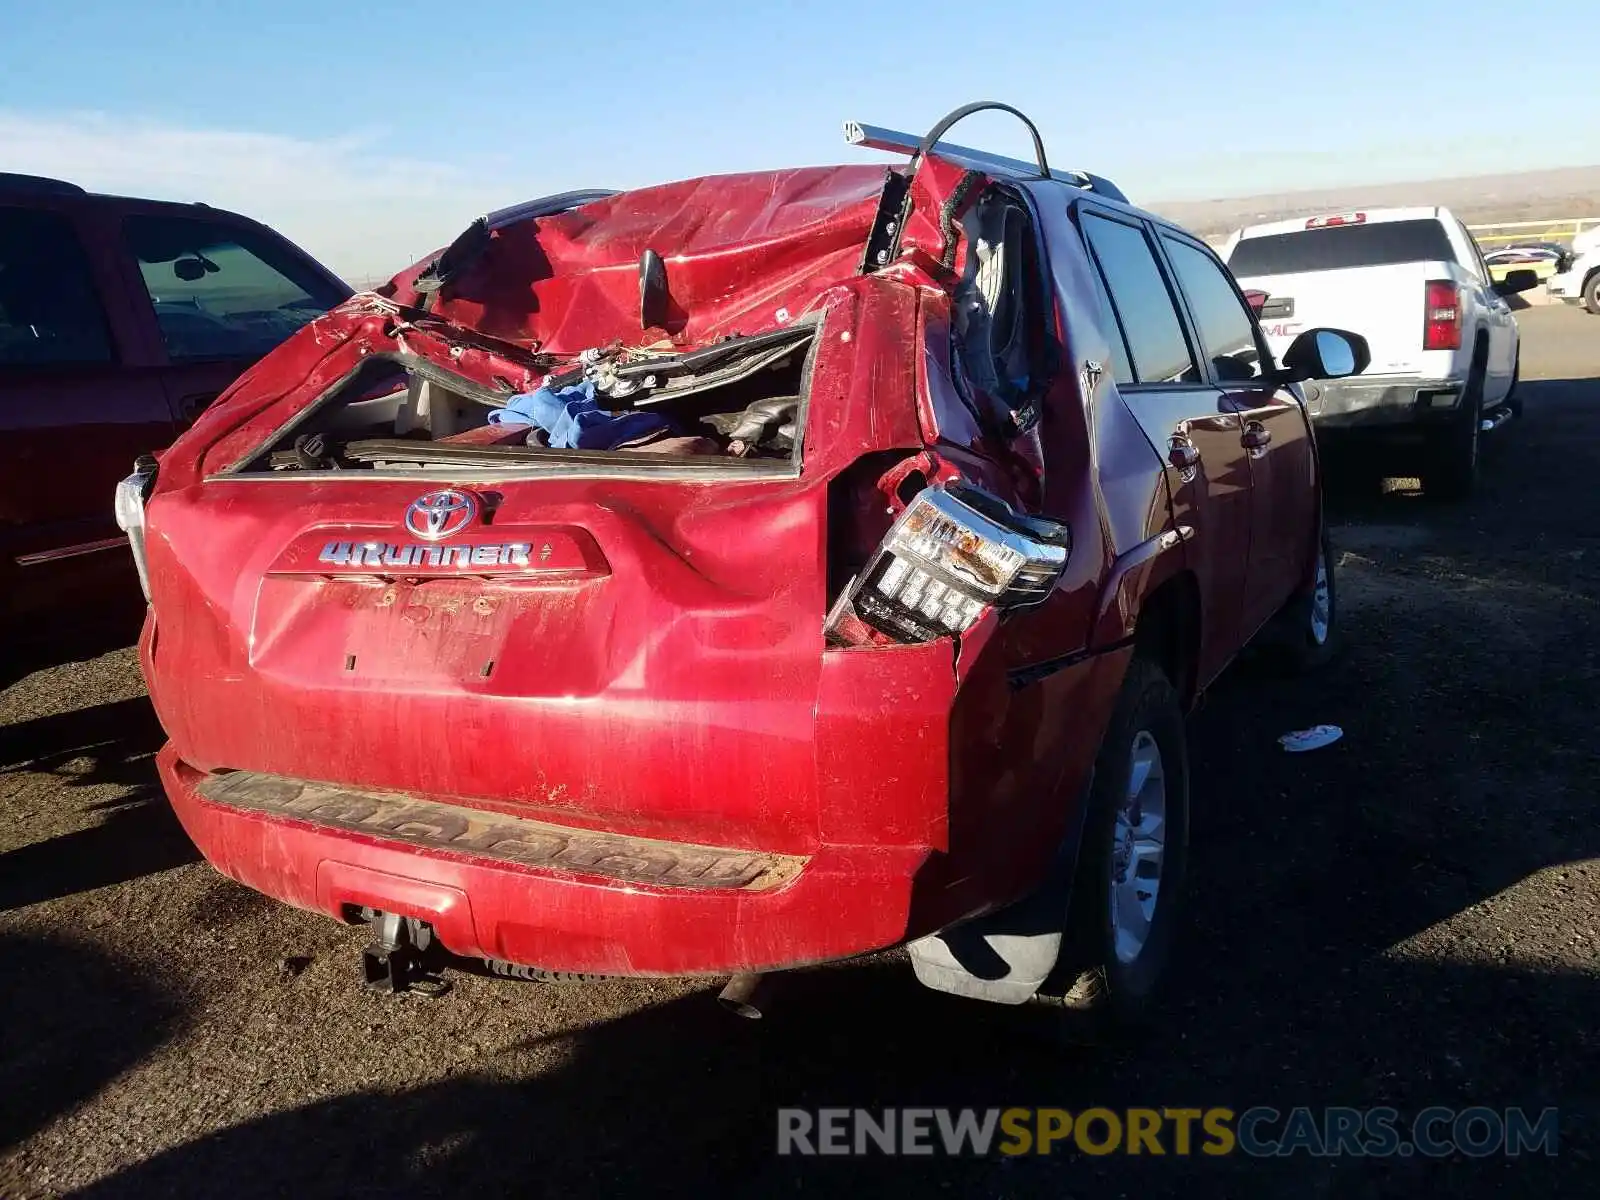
left=487, top=380, right=670, bottom=449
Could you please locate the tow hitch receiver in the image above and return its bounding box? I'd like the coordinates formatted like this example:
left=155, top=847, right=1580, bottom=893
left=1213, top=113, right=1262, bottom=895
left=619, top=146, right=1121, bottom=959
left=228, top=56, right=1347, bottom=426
left=361, top=912, right=451, bottom=997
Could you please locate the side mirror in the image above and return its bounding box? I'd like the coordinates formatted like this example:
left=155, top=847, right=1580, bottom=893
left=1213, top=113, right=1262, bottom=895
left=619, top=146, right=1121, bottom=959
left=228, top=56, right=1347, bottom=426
left=1494, top=268, right=1539, bottom=297
left=1282, top=328, right=1370, bottom=381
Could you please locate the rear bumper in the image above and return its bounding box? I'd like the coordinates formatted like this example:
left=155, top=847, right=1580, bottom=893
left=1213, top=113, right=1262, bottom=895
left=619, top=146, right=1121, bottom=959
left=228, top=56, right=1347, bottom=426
left=1300, top=376, right=1467, bottom=431
left=159, top=747, right=933, bottom=976
left=1547, top=270, right=1583, bottom=302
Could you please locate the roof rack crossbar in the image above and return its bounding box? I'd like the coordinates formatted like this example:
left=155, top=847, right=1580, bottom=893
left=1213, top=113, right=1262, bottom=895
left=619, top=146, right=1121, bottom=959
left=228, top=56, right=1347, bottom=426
left=843, top=121, right=1128, bottom=205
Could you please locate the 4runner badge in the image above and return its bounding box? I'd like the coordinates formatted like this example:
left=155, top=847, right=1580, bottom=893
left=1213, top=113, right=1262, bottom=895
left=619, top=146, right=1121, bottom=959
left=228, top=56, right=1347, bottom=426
left=404, top=489, right=478, bottom=541
left=317, top=541, right=536, bottom=569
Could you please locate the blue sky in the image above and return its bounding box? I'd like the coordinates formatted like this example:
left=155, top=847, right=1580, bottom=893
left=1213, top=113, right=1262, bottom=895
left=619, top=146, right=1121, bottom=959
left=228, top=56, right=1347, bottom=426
left=3, top=0, right=1595, bottom=279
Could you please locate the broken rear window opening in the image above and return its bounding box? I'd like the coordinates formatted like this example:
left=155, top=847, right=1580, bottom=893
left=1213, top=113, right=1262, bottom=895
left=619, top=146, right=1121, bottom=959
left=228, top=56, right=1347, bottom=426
left=233, top=322, right=819, bottom=476
left=949, top=184, right=1056, bottom=439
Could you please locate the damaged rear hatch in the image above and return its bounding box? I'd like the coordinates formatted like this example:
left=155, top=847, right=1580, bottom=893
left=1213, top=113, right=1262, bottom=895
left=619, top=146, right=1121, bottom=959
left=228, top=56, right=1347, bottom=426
left=138, top=166, right=937, bottom=858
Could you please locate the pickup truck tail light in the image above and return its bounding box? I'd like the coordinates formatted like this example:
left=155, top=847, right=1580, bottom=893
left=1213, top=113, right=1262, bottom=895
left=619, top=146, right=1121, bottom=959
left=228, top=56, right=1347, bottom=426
left=1424, top=279, right=1462, bottom=351
left=824, top=482, right=1070, bottom=646
left=114, top=455, right=159, bottom=600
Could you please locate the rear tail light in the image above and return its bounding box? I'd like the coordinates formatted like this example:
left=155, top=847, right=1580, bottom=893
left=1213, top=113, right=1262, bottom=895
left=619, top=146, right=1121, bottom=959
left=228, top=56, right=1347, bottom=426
left=1306, top=212, right=1367, bottom=229
left=114, top=455, right=159, bottom=600
left=1424, top=279, right=1462, bottom=351
left=824, top=482, right=1069, bottom=646
left=1243, top=289, right=1268, bottom=315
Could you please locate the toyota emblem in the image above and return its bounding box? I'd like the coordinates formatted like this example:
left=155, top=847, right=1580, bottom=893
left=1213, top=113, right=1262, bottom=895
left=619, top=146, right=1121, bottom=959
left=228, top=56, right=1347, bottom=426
left=404, top=489, right=478, bottom=541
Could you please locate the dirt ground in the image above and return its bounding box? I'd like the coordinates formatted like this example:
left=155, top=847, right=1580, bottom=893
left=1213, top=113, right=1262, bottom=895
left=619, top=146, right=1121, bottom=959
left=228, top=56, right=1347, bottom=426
left=2, top=306, right=1596, bottom=1198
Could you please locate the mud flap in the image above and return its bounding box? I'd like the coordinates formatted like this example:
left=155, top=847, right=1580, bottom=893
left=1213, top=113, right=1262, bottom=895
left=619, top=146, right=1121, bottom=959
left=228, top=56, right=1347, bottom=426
left=907, top=775, right=1090, bottom=1005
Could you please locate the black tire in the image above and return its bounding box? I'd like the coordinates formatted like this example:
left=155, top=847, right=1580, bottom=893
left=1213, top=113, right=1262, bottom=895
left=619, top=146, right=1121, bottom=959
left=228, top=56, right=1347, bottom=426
left=1035, top=655, right=1190, bottom=1033
left=1584, top=271, right=1600, bottom=316
left=1420, top=353, right=1485, bottom=501
left=1272, top=524, right=1339, bottom=673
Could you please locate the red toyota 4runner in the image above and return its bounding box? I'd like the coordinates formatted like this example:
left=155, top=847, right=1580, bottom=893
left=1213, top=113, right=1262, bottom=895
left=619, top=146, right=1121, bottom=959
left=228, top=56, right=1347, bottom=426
left=0, top=173, right=350, bottom=628
left=124, top=104, right=1368, bottom=1023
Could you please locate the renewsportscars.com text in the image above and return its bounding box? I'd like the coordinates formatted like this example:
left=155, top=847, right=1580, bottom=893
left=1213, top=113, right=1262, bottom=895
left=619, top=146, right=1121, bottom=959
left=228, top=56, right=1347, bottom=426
left=776, top=1106, right=1559, bottom=1158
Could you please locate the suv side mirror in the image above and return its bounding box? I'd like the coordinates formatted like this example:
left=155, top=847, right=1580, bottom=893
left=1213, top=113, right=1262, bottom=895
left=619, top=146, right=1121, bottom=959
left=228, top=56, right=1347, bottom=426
left=1494, top=268, right=1539, bottom=297
left=1282, top=328, right=1370, bottom=381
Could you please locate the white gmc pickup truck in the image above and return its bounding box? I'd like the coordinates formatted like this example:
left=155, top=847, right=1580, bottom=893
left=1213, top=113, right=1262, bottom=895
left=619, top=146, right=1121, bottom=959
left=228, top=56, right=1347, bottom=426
left=1221, top=208, right=1540, bottom=499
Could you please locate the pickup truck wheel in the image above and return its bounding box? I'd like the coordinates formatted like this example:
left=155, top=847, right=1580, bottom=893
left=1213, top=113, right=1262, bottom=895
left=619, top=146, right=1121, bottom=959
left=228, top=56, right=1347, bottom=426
left=1270, top=525, right=1339, bottom=672
left=1584, top=271, right=1600, bottom=315
left=1035, top=655, right=1189, bottom=1033
left=1420, top=361, right=1484, bottom=501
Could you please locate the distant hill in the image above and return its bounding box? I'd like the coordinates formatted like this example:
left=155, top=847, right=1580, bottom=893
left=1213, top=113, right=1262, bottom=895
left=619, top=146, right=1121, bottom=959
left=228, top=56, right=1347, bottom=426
left=1151, top=165, right=1600, bottom=238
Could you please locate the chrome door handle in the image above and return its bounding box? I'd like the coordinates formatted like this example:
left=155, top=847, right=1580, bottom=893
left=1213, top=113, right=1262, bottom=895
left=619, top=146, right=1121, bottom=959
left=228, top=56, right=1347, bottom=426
left=1167, top=435, right=1200, bottom=470
left=1241, top=421, right=1271, bottom=452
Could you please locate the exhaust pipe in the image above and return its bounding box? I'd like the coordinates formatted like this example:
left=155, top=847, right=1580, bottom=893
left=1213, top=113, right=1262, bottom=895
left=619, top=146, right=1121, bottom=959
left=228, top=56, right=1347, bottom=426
left=717, top=973, right=772, bottom=1019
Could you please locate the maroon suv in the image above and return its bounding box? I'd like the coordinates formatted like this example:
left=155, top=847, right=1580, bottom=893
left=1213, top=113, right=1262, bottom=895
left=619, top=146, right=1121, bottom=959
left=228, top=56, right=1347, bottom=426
left=0, top=173, right=350, bottom=624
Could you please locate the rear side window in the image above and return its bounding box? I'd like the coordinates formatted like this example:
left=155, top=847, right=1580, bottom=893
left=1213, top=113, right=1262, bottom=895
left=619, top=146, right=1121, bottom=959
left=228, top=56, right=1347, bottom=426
left=1227, top=219, right=1458, bottom=275
left=1080, top=213, right=1198, bottom=385
left=1457, top=221, right=1491, bottom=282
left=0, top=207, right=114, bottom=368
left=1162, top=236, right=1267, bottom=381
left=123, top=215, right=347, bottom=362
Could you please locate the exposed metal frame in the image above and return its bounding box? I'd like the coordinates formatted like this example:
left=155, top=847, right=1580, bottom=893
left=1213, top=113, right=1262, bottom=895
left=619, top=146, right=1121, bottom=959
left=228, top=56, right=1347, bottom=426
left=485, top=189, right=620, bottom=231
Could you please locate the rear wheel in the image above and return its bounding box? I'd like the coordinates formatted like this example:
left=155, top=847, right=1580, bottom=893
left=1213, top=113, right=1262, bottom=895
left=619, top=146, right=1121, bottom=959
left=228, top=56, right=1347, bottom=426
left=1420, top=356, right=1485, bottom=501
left=1270, top=525, right=1339, bottom=673
left=1584, top=271, right=1600, bottom=316
left=1034, top=656, right=1189, bottom=1033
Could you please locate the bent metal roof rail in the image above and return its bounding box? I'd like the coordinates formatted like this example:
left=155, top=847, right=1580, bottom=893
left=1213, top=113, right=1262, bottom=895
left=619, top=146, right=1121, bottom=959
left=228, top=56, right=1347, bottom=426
left=486, top=189, right=621, bottom=231
left=843, top=119, right=1130, bottom=205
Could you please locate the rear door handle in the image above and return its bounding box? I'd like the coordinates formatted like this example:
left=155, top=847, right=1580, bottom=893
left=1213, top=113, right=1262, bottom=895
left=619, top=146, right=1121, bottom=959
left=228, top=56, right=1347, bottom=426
left=1167, top=434, right=1200, bottom=482
left=1241, top=421, right=1272, bottom=452
left=1167, top=434, right=1200, bottom=470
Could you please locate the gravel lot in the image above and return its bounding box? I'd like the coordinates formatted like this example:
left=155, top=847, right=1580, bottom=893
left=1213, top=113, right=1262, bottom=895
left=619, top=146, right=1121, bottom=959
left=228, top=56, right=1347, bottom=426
left=2, top=306, right=1596, bottom=1198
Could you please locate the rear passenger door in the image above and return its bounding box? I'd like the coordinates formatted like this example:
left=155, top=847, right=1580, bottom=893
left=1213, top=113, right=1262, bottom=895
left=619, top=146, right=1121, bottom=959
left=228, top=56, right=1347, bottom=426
left=1158, top=231, right=1316, bottom=639
left=0, top=204, right=176, bottom=609
left=1077, top=206, right=1252, bottom=682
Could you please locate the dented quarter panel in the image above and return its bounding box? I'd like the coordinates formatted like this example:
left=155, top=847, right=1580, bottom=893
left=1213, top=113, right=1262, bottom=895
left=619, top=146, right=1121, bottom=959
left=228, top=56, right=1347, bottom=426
left=924, top=181, right=1167, bottom=917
